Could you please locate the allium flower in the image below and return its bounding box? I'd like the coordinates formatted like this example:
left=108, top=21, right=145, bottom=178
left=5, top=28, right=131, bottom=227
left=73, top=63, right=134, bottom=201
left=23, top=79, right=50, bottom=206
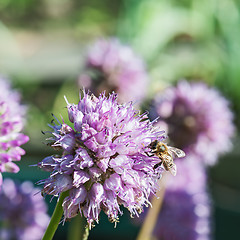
left=0, top=179, right=50, bottom=240
left=0, top=77, right=29, bottom=184
left=153, top=160, right=211, bottom=240
left=37, top=91, right=182, bottom=228
left=150, top=80, right=234, bottom=166
left=78, top=38, right=149, bottom=104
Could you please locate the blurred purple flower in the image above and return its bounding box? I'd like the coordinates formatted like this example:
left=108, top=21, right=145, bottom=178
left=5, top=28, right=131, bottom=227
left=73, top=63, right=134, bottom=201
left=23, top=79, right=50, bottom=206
left=78, top=38, right=149, bottom=105
left=153, top=160, right=211, bottom=240
left=0, top=77, right=29, bottom=184
left=37, top=91, right=183, bottom=228
left=150, top=80, right=235, bottom=166
left=0, top=179, right=50, bottom=240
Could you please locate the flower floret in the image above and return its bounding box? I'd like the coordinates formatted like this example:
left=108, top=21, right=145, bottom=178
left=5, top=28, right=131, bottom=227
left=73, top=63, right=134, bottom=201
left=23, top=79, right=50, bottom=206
left=0, top=77, right=29, bottom=184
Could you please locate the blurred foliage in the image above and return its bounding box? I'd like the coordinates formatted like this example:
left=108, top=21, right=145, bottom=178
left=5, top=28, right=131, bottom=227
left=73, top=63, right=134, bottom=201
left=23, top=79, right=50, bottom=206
left=119, top=0, right=240, bottom=126
left=1, top=0, right=240, bottom=239
left=0, top=0, right=122, bottom=30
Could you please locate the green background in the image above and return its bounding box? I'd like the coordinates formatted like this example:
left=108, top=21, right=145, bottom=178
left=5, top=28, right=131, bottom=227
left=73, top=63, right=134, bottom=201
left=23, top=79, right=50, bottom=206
left=1, top=0, right=240, bottom=239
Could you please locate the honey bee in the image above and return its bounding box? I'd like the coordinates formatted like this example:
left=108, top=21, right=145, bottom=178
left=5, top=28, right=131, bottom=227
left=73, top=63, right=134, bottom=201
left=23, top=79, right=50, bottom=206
left=148, top=140, right=185, bottom=176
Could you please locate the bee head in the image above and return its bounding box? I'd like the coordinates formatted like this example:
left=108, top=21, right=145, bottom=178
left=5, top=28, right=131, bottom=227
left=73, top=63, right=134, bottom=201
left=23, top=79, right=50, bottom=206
left=159, top=143, right=167, bottom=152
left=149, top=140, right=158, bottom=150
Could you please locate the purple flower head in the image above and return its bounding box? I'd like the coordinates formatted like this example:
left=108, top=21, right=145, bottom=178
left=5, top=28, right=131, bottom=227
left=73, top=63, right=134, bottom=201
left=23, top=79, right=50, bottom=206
left=38, top=91, right=184, bottom=228
left=78, top=38, right=149, bottom=105
left=0, top=77, right=29, bottom=183
left=153, top=160, right=211, bottom=240
left=0, top=179, right=50, bottom=240
left=151, top=80, right=235, bottom=166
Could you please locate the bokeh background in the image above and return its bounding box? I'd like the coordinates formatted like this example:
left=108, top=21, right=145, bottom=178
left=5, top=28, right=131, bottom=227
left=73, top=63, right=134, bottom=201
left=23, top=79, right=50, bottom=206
left=1, top=0, right=240, bottom=239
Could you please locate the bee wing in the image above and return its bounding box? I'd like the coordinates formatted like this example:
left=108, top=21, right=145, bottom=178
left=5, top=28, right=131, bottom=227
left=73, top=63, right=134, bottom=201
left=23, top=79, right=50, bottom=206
left=168, top=146, right=185, bottom=158
left=168, top=163, right=177, bottom=176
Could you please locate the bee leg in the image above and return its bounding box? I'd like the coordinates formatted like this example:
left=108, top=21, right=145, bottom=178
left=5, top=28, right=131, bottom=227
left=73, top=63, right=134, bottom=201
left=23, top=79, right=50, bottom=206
left=145, top=152, right=155, bottom=157
left=153, top=162, right=162, bottom=170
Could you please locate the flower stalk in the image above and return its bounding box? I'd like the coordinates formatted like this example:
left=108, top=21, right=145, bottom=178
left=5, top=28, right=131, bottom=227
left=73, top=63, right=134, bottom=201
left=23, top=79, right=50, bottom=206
left=42, top=191, right=69, bottom=240
left=82, top=225, right=90, bottom=240
left=136, top=175, right=167, bottom=240
left=67, top=215, right=85, bottom=240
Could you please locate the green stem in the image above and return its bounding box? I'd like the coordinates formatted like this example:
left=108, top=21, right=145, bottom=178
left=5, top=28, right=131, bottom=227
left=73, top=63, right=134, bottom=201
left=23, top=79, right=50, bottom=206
left=82, top=225, right=90, bottom=240
left=42, top=191, right=69, bottom=240
left=67, top=214, right=84, bottom=240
